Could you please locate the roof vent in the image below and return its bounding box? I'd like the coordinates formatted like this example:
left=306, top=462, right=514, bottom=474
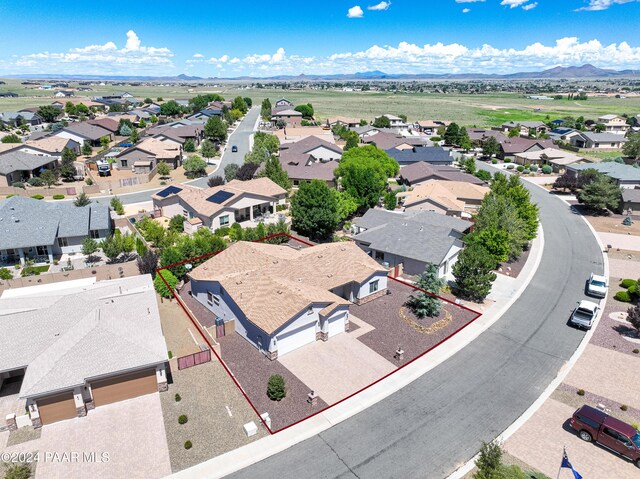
left=236, top=280, right=242, bottom=285
left=273, top=260, right=279, bottom=264
left=277, top=290, right=283, bottom=294
left=327, top=273, right=333, bottom=278
left=317, top=254, right=323, bottom=259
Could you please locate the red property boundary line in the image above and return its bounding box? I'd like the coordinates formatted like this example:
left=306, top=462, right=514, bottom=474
left=157, top=232, right=482, bottom=435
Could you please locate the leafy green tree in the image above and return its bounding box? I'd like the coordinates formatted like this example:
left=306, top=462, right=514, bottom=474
left=294, top=103, right=314, bottom=119
left=261, top=98, right=272, bottom=120
left=100, top=136, right=110, bottom=150
left=475, top=193, right=529, bottom=260
left=156, top=161, right=171, bottom=177
left=101, top=234, right=122, bottom=262
left=144, top=97, right=153, bottom=104
left=259, top=155, right=292, bottom=190
left=577, top=174, right=622, bottom=212
left=129, top=128, right=139, bottom=144
left=39, top=169, right=57, bottom=188
left=1, top=134, right=21, bottom=143
left=73, top=192, right=91, bottom=207
left=82, top=141, right=93, bottom=156
left=291, top=180, right=340, bottom=240
left=475, top=169, right=492, bottom=182
left=333, top=191, right=358, bottom=221
left=183, top=138, right=196, bottom=153
left=200, top=139, right=216, bottom=158
left=37, top=105, right=60, bottom=122
left=154, top=270, right=178, bottom=298
left=372, top=115, right=391, bottom=128
left=343, top=130, right=359, bottom=151
left=623, top=133, right=640, bottom=160
left=81, top=237, right=99, bottom=263
left=204, top=116, right=227, bottom=142
left=119, top=124, right=132, bottom=136
left=224, top=108, right=243, bottom=124
left=138, top=118, right=147, bottom=128
left=159, top=100, right=182, bottom=117
left=359, top=119, right=368, bottom=126
left=458, top=127, right=472, bottom=151
left=463, top=157, right=477, bottom=175
left=110, top=196, right=125, bottom=215
left=232, top=96, right=248, bottom=114
left=0, top=268, right=12, bottom=280
left=168, top=215, right=185, bottom=232
left=267, top=374, right=286, bottom=401
left=466, top=227, right=510, bottom=266
left=473, top=441, right=504, bottom=479
left=406, top=263, right=445, bottom=318
left=183, top=155, right=207, bottom=178
left=149, top=115, right=158, bottom=123
left=245, top=132, right=280, bottom=164
left=482, top=136, right=501, bottom=158
left=243, top=97, right=252, bottom=108
left=58, top=146, right=78, bottom=180
left=508, top=127, right=520, bottom=138
left=224, top=163, right=239, bottom=182
left=444, top=123, right=460, bottom=145
left=593, top=123, right=606, bottom=133
left=137, top=217, right=166, bottom=247
left=453, top=244, right=497, bottom=302
left=383, top=190, right=397, bottom=210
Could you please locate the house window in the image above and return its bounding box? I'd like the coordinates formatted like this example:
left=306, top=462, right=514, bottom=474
left=220, top=215, right=230, bottom=226
left=369, top=280, right=379, bottom=294
left=121, top=160, right=128, bottom=167
left=57, top=237, right=68, bottom=248
left=375, top=251, right=384, bottom=260
left=90, top=230, right=100, bottom=239
left=207, top=291, right=219, bottom=306
left=183, top=209, right=188, bottom=218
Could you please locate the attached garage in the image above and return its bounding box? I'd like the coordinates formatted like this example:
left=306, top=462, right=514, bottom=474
left=275, top=322, right=316, bottom=356
left=38, top=391, right=76, bottom=425
left=327, top=312, right=347, bottom=338
left=91, top=369, right=157, bottom=407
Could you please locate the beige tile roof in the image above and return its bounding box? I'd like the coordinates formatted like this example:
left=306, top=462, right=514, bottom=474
left=189, top=241, right=385, bottom=334
left=0, top=143, right=21, bottom=154
left=401, top=180, right=489, bottom=210
left=25, top=136, right=76, bottom=153
left=134, top=137, right=182, bottom=159
left=327, top=116, right=360, bottom=125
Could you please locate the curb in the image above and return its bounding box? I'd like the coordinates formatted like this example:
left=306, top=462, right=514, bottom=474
left=167, top=225, right=546, bottom=479
left=446, top=185, right=609, bottom=479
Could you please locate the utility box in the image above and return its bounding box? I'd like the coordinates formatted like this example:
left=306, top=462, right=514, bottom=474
left=243, top=421, right=258, bottom=437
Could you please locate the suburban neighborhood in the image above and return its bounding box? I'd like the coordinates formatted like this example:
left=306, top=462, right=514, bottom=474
left=2, top=2, right=640, bottom=479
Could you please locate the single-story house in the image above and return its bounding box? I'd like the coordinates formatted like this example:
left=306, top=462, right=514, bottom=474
left=54, top=123, right=114, bottom=147
left=326, top=117, right=361, bottom=129
left=187, top=108, right=222, bottom=121
left=87, top=118, right=120, bottom=135
left=0, top=275, right=168, bottom=427
left=148, top=124, right=204, bottom=146
left=351, top=209, right=472, bottom=277
left=272, top=109, right=303, bottom=127
left=363, top=131, right=430, bottom=150
left=570, top=132, right=628, bottom=150
left=622, top=188, right=640, bottom=214
left=189, top=241, right=388, bottom=359
left=375, top=114, right=405, bottom=127
left=467, top=128, right=507, bottom=144
left=397, top=179, right=490, bottom=217
left=597, top=115, right=629, bottom=136
left=567, top=162, right=640, bottom=189
left=499, top=138, right=557, bottom=161
left=0, top=150, right=59, bottom=187
left=499, top=121, right=548, bottom=137
left=547, top=127, right=583, bottom=143
left=275, top=126, right=335, bottom=145
left=0, top=196, right=112, bottom=264
left=384, top=146, right=454, bottom=166
left=54, top=90, right=75, bottom=98
left=115, top=137, right=183, bottom=171
left=513, top=148, right=589, bottom=172
left=22, top=136, right=81, bottom=157
left=398, top=161, right=486, bottom=186
left=0, top=112, right=44, bottom=127
left=151, top=177, right=287, bottom=230
left=416, top=120, right=450, bottom=135
left=277, top=135, right=343, bottom=187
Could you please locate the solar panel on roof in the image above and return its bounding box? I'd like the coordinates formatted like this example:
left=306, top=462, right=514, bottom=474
left=156, top=185, right=183, bottom=198
left=206, top=190, right=234, bottom=204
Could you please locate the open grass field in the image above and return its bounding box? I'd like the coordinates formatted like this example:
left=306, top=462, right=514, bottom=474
left=2, top=78, right=639, bottom=127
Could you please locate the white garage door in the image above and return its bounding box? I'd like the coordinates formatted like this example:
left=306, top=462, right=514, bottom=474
left=276, top=322, right=316, bottom=356
left=328, top=313, right=346, bottom=338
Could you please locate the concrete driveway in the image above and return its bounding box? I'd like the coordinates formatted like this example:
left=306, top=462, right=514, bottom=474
left=0, top=393, right=171, bottom=479
left=278, top=329, right=396, bottom=405
left=506, top=398, right=639, bottom=479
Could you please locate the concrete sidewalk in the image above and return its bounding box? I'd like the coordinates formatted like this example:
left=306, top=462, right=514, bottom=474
left=168, top=227, right=545, bottom=479
left=599, top=232, right=640, bottom=251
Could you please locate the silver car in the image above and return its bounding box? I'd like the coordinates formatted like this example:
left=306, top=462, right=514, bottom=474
left=570, top=300, right=600, bottom=330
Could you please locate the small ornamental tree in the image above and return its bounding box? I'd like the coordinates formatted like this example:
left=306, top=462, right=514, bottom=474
left=137, top=250, right=159, bottom=276
left=627, top=303, right=640, bottom=337
left=267, top=374, right=286, bottom=401
left=473, top=441, right=504, bottom=479
left=453, top=244, right=497, bottom=302
left=110, top=196, right=125, bottom=215
left=82, top=141, right=93, bottom=156
left=207, top=176, right=225, bottom=188
left=482, top=136, right=501, bottom=158
left=81, top=237, right=99, bottom=264
left=73, top=192, right=91, bottom=207
left=383, top=190, right=397, bottom=210
left=406, top=263, right=445, bottom=318
left=183, top=155, right=207, bottom=178
left=224, top=163, right=240, bottom=182
left=154, top=269, right=178, bottom=298
left=40, top=169, right=57, bottom=188
left=200, top=139, right=217, bottom=159
left=183, top=138, right=196, bottom=153
left=156, top=161, right=171, bottom=177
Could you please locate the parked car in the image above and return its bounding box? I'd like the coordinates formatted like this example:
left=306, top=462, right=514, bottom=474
left=587, top=273, right=608, bottom=298
left=570, top=300, right=599, bottom=330
left=570, top=405, right=640, bottom=467
left=231, top=145, right=238, bottom=153
left=96, top=159, right=111, bottom=177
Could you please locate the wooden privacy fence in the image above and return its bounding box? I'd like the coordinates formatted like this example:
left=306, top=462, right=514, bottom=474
left=177, top=349, right=211, bottom=370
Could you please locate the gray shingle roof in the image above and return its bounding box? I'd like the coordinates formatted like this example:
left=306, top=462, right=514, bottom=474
left=622, top=189, right=640, bottom=203
left=61, top=122, right=112, bottom=141
left=353, top=209, right=471, bottom=265
left=569, top=162, right=640, bottom=182
left=384, top=146, right=453, bottom=165
left=0, top=275, right=167, bottom=398
left=399, top=162, right=485, bottom=185
left=0, top=151, right=57, bottom=175
left=0, top=196, right=110, bottom=250
left=579, top=131, right=629, bottom=143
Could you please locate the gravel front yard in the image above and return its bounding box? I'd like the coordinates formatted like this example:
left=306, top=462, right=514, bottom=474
left=158, top=295, right=202, bottom=358
left=161, top=361, right=267, bottom=473
left=352, top=280, right=479, bottom=365
left=219, top=334, right=328, bottom=432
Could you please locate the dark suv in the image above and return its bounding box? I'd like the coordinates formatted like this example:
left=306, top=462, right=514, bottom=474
left=570, top=405, right=640, bottom=467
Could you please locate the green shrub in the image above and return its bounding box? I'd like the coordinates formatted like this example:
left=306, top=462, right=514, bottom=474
left=175, top=393, right=181, bottom=402
left=3, top=463, right=32, bottom=479
left=530, top=164, right=539, bottom=172
left=154, top=270, right=178, bottom=298
left=522, top=169, right=531, bottom=174
left=267, top=374, right=286, bottom=401
left=614, top=290, right=632, bottom=302
left=85, top=177, right=93, bottom=185
left=620, top=404, right=628, bottom=411
left=0, top=267, right=13, bottom=280
left=633, top=349, right=639, bottom=354
left=6, top=194, right=15, bottom=198
left=184, top=440, right=192, bottom=450
left=214, top=227, right=231, bottom=237
left=30, top=194, right=44, bottom=200
left=503, top=158, right=511, bottom=163
left=28, top=177, right=44, bottom=187
left=178, top=414, right=188, bottom=424
left=620, top=279, right=637, bottom=288
left=52, top=194, right=65, bottom=200
left=12, top=182, right=25, bottom=189
left=168, top=350, right=173, bottom=359
left=516, top=165, right=525, bottom=172
left=577, top=389, right=585, bottom=396
left=506, top=164, right=515, bottom=170
left=628, top=283, right=639, bottom=296
left=541, top=165, right=553, bottom=174
left=491, top=159, right=498, bottom=164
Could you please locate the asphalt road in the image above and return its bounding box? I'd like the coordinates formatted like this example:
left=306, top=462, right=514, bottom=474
left=229, top=166, right=604, bottom=479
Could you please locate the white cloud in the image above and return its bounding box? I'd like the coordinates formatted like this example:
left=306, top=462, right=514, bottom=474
left=455, top=0, right=484, bottom=2
left=12, top=30, right=174, bottom=74
left=522, top=2, right=537, bottom=9
left=368, top=1, right=391, bottom=10
left=500, top=0, right=529, bottom=7
left=575, top=0, right=638, bottom=11
left=462, top=7, right=471, bottom=12
left=192, top=53, right=204, bottom=58
left=347, top=5, right=364, bottom=17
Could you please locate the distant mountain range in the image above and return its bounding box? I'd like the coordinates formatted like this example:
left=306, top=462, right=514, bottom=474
left=4, top=64, right=640, bottom=82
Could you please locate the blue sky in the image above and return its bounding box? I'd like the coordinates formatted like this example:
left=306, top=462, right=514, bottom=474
left=0, top=0, right=639, bottom=76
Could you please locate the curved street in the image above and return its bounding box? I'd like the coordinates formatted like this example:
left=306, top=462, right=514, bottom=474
left=228, top=170, right=604, bottom=478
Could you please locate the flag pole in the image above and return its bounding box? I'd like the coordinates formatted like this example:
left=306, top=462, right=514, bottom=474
left=557, top=446, right=564, bottom=479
